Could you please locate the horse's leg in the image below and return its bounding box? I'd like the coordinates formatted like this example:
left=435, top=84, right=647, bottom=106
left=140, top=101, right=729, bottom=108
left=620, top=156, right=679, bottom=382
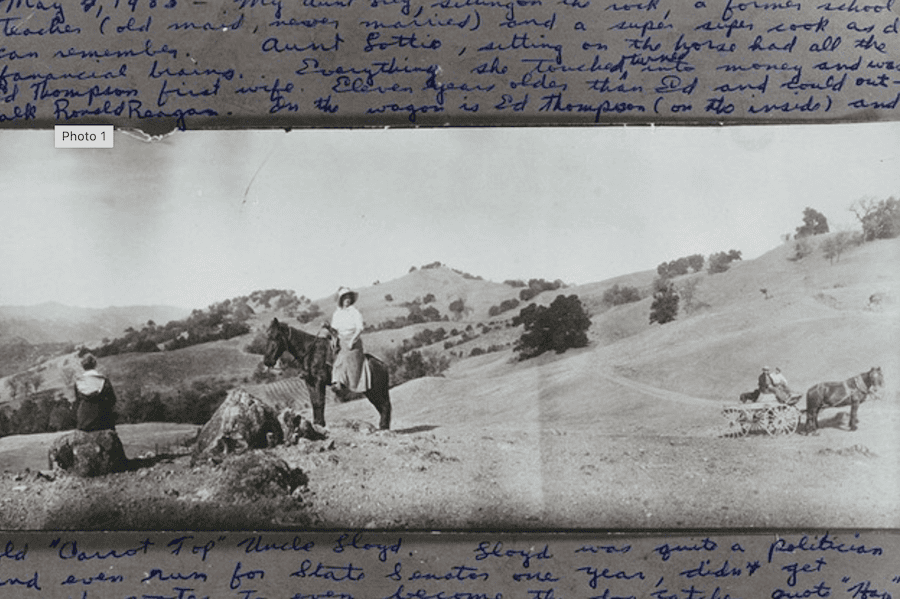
left=849, top=398, right=859, bottom=431
left=308, top=378, right=327, bottom=428
left=805, top=393, right=818, bottom=434
left=365, top=361, right=392, bottom=430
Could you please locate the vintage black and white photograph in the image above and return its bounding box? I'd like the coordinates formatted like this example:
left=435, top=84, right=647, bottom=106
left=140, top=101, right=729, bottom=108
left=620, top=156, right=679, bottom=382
left=0, top=124, right=897, bottom=530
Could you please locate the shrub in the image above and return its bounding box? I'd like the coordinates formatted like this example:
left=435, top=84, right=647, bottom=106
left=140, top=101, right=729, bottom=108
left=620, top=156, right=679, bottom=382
left=602, top=284, right=642, bottom=306
left=650, top=280, right=679, bottom=325
left=504, top=279, right=526, bottom=288
left=512, top=294, right=591, bottom=360
left=822, top=230, right=857, bottom=264
left=488, top=298, right=521, bottom=316
left=244, top=330, right=269, bottom=355
left=790, top=238, right=814, bottom=261
left=385, top=294, right=393, bottom=302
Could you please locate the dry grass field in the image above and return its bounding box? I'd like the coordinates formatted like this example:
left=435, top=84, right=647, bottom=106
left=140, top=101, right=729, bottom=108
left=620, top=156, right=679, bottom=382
left=0, top=235, right=897, bottom=530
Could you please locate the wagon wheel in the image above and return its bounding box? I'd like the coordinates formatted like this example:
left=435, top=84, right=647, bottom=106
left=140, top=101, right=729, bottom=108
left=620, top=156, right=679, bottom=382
left=724, top=408, right=751, bottom=437
left=768, top=405, right=800, bottom=436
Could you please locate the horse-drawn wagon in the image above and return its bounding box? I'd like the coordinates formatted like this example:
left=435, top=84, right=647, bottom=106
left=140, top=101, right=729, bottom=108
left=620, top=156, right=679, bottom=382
left=723, top=402, right=801, bottom=437
left=723, top=366, right=884, bottom=437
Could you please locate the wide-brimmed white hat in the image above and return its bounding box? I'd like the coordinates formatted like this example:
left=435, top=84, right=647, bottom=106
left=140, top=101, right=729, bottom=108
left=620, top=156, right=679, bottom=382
left=336, top=287, right=358, bottom=305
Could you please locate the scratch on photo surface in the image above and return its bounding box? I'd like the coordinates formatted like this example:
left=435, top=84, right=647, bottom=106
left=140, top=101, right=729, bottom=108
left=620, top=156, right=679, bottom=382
left=242, top=142, right=280, bottom=207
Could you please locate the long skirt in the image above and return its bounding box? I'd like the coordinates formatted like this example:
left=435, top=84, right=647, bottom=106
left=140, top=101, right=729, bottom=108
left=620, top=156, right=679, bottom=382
left=332, top=338, right=371, bottom=393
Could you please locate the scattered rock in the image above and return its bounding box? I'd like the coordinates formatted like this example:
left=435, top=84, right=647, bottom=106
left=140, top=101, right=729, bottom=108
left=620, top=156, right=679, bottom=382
left=279, top=408, right=328, bottom=444
left=192, top=388, right=284, bottom=462
left=208, top=452, right=309, bottom=502
left=817, top=444, right=876, bottom=458
left=334, top=419, right=378, bottom=434
left=48, top=429, right=128, bottom=477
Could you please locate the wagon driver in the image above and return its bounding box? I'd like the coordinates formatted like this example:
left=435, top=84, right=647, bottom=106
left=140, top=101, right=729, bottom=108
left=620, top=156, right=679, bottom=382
left=757, top=366, right=777, bottom=402
left=328, top=287, right=371, bottom=394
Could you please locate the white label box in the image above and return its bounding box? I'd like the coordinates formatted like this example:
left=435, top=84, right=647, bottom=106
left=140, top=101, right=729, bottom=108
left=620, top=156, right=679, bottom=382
left=55, top=125, right=114, bottom=148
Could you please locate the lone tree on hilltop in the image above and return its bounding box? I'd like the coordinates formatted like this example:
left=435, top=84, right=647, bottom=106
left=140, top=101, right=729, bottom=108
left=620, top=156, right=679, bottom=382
left=649, top=279, right=679, bottom=325
left=795, top=207, right=830, bottom=239
left=512, top=294, right=591, bottom=360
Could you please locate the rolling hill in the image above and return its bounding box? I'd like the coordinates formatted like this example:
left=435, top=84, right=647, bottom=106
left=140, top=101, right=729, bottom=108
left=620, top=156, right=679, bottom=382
left=1, top=234, right=898, bottom=529
left=0, top=302, right=190, bottom=345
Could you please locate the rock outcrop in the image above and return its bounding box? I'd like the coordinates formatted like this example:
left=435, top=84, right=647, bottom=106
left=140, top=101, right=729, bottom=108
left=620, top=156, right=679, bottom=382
left=192, top=388, right=283, bottom=461
left=48, top=429, right=128, bottom=477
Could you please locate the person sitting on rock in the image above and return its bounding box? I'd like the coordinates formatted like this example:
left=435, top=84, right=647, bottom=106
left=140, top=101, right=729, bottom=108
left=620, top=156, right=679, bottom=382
left=74, top=353, right=118, bottom=432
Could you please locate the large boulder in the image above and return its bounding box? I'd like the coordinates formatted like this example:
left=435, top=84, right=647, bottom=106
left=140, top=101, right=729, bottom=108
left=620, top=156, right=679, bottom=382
left=192, top=388, right=283, bottom=461
left=48, top=429, right=128, bottom=477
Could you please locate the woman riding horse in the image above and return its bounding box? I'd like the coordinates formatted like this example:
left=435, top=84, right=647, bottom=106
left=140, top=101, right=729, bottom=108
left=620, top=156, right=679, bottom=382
left=263, top=317, right=391, bottom=430
left=329, top=287, right=371, bottom=395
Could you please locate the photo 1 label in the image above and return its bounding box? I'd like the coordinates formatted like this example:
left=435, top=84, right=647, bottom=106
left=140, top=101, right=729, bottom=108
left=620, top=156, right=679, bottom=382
left=55, top=125, right=114, bottom=149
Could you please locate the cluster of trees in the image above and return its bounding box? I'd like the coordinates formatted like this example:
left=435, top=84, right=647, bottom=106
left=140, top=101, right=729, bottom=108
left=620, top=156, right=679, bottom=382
left=3, top=370, right=45, bottom=401
left=385, top=349, right=450, bottom=387
left=707, top=250, right=742, bottom=274
left=488, top=298, right=520, bottom=316
left=851, top=197, right=900, bottom=242
left=117, top=378, right=233, bottom=425
left=656, top=254, right=705, bottom=278
left=0, top=375, right=237, bottom=438
left=512, top=295, right=591, bottom=360
left=407, top=262, right=483, bottom=280
left=602, top=284, right=642, bottom=306
left=88, top=297, right=258, bottom=357
left=0, top=390, right=76, bottom=437
left=469, top=344, right=508, bottom=357
left=249, top=289, right=306, bottom=312
left=367, top=300, right=448, bottom=332
left=519, top=279, right=566, bottom=302
left=296, top=303, right=323, bottom=324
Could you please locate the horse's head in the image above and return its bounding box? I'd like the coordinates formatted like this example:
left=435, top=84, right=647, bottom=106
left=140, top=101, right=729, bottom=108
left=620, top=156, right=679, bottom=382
left=263, top=318, right=288, bottom=368
left=867, top=366, right=885, bottom=397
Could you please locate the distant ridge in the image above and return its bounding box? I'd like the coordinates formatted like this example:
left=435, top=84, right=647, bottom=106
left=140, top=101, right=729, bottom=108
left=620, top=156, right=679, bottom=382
left=0, top=303, right=190, bottom=345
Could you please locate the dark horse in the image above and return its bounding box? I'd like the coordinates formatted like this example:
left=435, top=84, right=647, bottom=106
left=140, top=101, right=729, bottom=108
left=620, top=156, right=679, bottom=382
left=805, top=366, right=884, bottom=433
left=262, top=318, right=391, bottom=430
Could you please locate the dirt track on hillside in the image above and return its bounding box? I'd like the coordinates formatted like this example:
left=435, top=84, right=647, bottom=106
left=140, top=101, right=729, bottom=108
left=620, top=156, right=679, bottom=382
left=1, top=374, right=897, bottom=531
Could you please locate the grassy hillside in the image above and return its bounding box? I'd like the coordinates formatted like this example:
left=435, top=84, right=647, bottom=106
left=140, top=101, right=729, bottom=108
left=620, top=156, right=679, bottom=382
left=2, top=236, right=897, bottom=437
left=330, top=235, right=899, bottom=437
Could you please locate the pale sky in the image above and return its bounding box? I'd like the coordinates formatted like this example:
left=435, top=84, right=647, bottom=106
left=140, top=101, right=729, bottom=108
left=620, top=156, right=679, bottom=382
left=0, top=123, right=898, bottom=310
